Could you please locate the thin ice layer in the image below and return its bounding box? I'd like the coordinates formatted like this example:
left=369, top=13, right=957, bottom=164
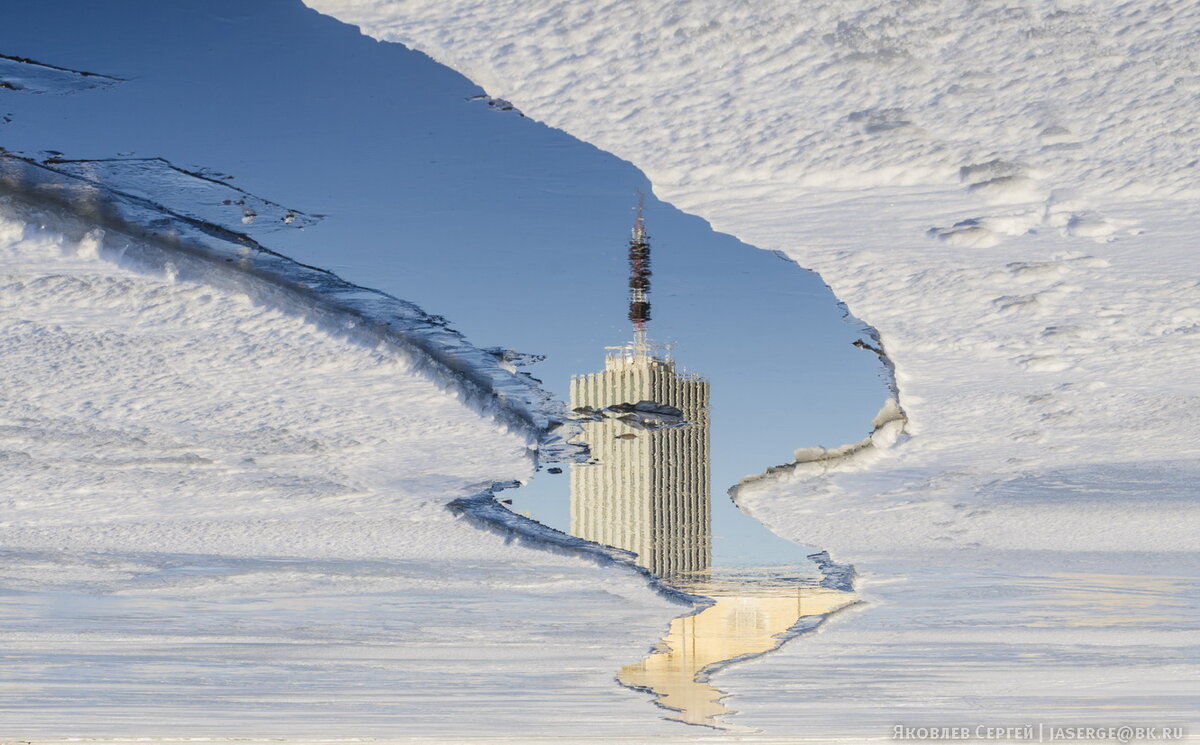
left=45, top=157, right=322, bottom=235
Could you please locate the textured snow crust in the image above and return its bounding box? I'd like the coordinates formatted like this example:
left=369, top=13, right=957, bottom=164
left=0, top=196, right=684, bottom=737
left=3, top=0, right=1198, bottom=736
left=305, top=0, right=1200, bottom=555
left=291, top=2, right=1200, bottom=731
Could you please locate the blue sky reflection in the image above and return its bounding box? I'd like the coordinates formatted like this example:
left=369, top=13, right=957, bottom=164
left=0, top=0, right=888, bottom=567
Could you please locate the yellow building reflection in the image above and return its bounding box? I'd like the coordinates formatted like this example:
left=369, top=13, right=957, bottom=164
left=618, top=576, right=856, bottom=728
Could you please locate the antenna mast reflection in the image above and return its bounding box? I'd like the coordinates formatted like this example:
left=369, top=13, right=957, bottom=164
left=569, top=198, right=712, bottom=579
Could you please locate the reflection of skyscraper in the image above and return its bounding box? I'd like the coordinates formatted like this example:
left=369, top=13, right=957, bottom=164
left=570, top=351, right=711, bottom=576
left=569, top=200, right=711, bottom=577
left=561, top=203, right=854, bottom=731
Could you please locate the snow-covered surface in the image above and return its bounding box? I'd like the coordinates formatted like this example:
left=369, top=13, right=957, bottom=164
left=0, top=190, right=688, bottom=738
left=3, top=0, right=1198, bottom=737
left=297, top=0, right=1200, bottom=733
left=303, top=0, right=1200, bottom=556
left=719, top=550, right=1200, bottom=731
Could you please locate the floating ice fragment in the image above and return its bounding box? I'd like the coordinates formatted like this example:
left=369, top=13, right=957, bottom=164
left=852, top=338, right=884, bottom=356
left=572, top=400, right=689, bottom=431
left=483, top=347, right=547, bottom=367
left=37, top=157, right=321, bottom=237
left=466, top=94, right=524, bottom=116
left=0, top=53, right=123, bottom=94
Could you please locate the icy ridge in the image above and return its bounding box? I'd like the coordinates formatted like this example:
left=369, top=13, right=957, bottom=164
left=0, top=151, right=578, bottom=458
left=0, top=52, right=123, bottom=94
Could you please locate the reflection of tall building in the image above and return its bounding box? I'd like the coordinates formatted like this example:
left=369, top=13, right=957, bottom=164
left=569, top=199, right=711, bottom=577
left=570, top=350, right=711, bottom=576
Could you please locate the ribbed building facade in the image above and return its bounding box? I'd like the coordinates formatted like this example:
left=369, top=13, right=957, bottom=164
left=570, top=349, right=711, bottom=578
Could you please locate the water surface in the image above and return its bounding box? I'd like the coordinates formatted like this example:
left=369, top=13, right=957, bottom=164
left=0, top=0, right=888, bottom=730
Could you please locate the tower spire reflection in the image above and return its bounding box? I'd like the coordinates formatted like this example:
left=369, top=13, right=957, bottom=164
left=569, top=200, right=711, bottom=579
left=627, top=190, right=651, bottom=354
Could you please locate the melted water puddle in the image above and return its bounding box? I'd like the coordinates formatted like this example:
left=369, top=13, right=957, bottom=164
left=506, top=209, right=861, bottom=729
left=0, top=2, right=883, bottom=724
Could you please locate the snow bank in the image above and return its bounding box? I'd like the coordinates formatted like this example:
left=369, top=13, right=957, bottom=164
left=0, top=200, right=521, bottom=556
left=304, top=0, right=1200, bottom=556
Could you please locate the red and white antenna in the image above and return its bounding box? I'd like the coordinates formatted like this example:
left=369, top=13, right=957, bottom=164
left=627, top=191, right=651, bottom=353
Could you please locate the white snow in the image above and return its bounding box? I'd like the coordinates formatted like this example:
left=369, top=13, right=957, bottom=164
left=300, top=0, right=1200, bottom=733
left=716, top=551, right=1199, bottom=733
